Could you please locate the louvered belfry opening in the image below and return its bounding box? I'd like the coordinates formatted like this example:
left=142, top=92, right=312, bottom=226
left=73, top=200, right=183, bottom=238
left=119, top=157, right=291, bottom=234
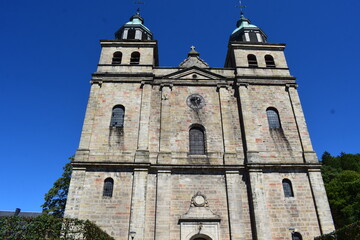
left=130, top=52, right=140, bottom=65
left=248, top=54, right=258, bottom=67
left=189, top=126, right=206, bottom=155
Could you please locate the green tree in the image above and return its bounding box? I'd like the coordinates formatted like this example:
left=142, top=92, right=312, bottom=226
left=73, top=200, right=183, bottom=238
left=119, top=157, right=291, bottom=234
left=41, top=156, right=73, bottom=217
left=321, top=152, right=360, bottom=228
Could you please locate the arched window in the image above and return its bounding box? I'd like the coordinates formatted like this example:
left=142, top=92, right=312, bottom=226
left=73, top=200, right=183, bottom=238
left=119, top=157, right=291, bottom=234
left=112, top=52, right=122, bottom=64
left=292, top=232, right=302, bottom=240
left=103, top=178, right=114, bottom=197
left=189, top=125, right=206, bottom=155
left=266, top=108, right=281, bottom=129
left=110, top=105, right=125, bottom=127
left=248, top=54, right=258, bottom=68
left=282, top=179, right=294, bottom=197
left=265, top=55, right=276, bottom=68
left=130, top=52, right=140, bottom=65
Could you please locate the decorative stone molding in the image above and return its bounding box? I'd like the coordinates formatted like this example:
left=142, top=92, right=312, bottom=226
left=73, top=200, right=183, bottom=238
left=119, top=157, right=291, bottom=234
left=179, top=192, right=221, bottom=240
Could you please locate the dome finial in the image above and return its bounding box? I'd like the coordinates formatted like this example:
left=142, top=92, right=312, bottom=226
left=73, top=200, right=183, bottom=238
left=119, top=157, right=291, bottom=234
left=135, top=1, right=144, bottom=15
left=236, top=0, right=246, bottom=18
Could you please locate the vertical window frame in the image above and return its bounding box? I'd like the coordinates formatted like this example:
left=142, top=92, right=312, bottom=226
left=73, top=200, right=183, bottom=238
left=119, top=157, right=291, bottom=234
left=282, top=179, right=294, bottom=198
left=266, top=107, right=281, bottom=129
left=110, top=105, right=125, bottom=128
left=189, top=125, right=206, bottom=155
left=103, top=177, right=114, bottom=198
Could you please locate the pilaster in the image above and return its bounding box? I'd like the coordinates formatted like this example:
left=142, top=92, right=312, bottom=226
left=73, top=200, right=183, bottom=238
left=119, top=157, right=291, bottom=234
left=225, top=171, right=249, bottom=240
left=155, top=170, right=172, bottom=240
left=78, top=83, right=101, bottom=151
left=129, top=168, right=149, bottom=240
left=137, top=83, right=152, bottom=151
left=159, top=85, right=172, bottom=160
left=248, top=169, right=271, bottom=240
left=308, top=169, right=335, bottom=234
left=287, top=85, right=317, bottom=163
left=218, top=86, right=241, bottom=165
left=64, top=167, right=86, bottom=219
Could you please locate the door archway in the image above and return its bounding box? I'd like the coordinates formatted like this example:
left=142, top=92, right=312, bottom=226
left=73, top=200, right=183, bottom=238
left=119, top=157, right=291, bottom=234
left=190, top=234, right=212, bottom=240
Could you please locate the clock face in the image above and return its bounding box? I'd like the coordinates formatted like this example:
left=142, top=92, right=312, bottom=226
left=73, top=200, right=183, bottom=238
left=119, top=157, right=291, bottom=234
left=187, top=94, right=205, bottom=109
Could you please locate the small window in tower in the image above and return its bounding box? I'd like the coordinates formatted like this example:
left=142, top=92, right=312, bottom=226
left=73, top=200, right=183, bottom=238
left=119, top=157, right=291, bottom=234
left=189, top=125, right=206, bottom=155
left=282, top=179, right=294, bottom=198
left=112, top=52, right=122, bottom=64
left=128, top=28, right=136, bottom=39
left=103, top=178, right=114, bottom=197
left=248, top=54, right=258, bottom=68
left=130, top=52, right=140, bottom=65
left=110, top=105, right=125, bottom=127
left=266, top=108, right=281, bottom=129
left=142, top=31, right=147, bottom=40
left=292, top=232, right=302, bottom=240
left=265, top=55, right=276, bottom=68
left=249, top=32, right=258, bottom=42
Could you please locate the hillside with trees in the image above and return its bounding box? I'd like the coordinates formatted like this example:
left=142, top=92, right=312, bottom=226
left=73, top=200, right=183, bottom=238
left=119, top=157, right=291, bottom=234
left=321, top=152, right=360, bottom=228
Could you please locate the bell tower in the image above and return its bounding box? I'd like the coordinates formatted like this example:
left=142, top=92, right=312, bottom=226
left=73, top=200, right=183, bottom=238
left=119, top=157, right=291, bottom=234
left=225, top=13, right=335, bottom=239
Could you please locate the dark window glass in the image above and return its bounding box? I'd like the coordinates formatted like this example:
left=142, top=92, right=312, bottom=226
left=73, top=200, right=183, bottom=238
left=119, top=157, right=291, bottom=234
left=265, top=55, right=276, bottom=68
left=292, top=232, right=302, bottom=240
left=110, top=105, right=125, bottom=127
left=249, top=32, right=258, bottom=42
left=248, top=54, right=258, bottom=68
left=283, top=179, right=294, bottom=197
left=189, top=126, right=205, bottom=155
left=266, top=108, right=281, bottom=129
left=142, top=31, right=147, bottom=40
left=128, top=29, right=136, bottom=39
left=103, top=178, right=114, bottom=197
left=112, top=52, right=122, bottom=64
left=130, top=52, right=140, bottom=65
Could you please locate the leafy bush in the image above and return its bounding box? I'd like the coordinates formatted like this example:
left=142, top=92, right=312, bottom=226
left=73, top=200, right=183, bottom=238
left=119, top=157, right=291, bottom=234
left=0, top=214, right=114, bottom=240
left=314, top=221, right=360, bottom=240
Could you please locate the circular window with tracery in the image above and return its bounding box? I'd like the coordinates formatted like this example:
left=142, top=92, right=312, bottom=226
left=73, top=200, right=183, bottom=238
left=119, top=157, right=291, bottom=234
left=187, top=94, right=205, bottom=109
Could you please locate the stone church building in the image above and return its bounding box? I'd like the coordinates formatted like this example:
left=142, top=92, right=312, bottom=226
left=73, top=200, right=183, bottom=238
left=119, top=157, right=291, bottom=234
left=64, top=10, right=335, bottom=240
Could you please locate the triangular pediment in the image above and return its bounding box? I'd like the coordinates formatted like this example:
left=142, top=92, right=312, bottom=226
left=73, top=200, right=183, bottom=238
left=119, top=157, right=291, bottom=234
left=162, top=66, right=226, bottom=80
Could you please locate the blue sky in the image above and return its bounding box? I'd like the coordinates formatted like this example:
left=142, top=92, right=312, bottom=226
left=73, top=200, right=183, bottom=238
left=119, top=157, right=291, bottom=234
left=0, top=0, right=359, bottom=212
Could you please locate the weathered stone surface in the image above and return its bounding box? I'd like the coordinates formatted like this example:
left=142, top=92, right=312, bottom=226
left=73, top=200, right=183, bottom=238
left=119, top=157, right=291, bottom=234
left=65, top=22, right=334, bottom=240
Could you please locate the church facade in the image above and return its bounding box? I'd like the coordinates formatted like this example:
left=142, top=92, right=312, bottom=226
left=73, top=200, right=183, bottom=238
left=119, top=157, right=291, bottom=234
left=64, top=11, right=335, bottom=240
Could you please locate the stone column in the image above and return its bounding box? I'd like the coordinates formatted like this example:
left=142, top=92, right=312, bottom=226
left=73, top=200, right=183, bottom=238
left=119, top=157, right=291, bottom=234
left=155, top=170, right=172, bottom=240
left=136, top=83, right=152, bottom=163
left=287, top=85, right=318, bottom=163
left=308, top=169, right=335, bottom=235
left=64, top=167, right=86, bottom=218
left=225, top=171, right=247, bottom=240
left=158, top=85, right=172, bottom=163
left=129, top=168, right=149, bottom=240
left=218, top=86, right=240, bottom=165
left=248, top=169, right=271, bottom=240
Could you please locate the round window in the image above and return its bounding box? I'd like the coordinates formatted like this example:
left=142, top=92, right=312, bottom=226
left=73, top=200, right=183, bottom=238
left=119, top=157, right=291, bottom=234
left=186, top=94, right=205, bottom=109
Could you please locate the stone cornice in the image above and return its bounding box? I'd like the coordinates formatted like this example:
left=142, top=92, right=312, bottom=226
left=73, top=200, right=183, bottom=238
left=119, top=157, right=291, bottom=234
left=71, top=161, right=322, bottom=172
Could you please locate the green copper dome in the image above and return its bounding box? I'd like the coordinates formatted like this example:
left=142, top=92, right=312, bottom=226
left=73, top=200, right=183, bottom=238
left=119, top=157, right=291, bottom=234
left=115, top=11, right=153, bottom=40
left=229, top=15, right=267, bottom=43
